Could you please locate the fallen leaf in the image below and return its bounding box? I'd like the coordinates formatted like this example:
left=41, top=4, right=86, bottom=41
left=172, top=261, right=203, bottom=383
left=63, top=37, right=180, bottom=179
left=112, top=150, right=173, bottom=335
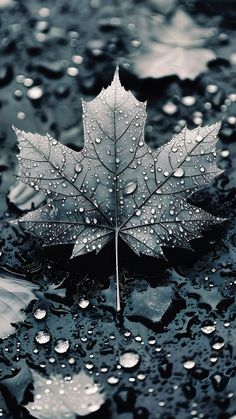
left=126, top=285, right=173, bottom=326
left=13, top=68, right=223, bottom=310
left=26, top=369, right=105, bottom=418
left=0, top=268, right=38, bottom=339
left=0, top=359, right=32, bottom=404
left=133, top=9, right=216, bottom=80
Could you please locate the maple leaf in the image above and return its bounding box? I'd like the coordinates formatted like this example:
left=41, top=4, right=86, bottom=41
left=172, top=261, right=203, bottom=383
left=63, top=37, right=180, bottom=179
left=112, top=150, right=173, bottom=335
left=0, top=268, right=38, bottom=339
left=133, top=9, right=216, bottom=80
left=26, top=369, right=105, bottom=418
left=13, top=68, right=223, bottom=311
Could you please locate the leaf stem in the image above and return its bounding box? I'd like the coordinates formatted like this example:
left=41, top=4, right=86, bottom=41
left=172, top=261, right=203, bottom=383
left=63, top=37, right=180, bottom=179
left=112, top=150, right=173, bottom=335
left=115, top=228, right=121, bottom=312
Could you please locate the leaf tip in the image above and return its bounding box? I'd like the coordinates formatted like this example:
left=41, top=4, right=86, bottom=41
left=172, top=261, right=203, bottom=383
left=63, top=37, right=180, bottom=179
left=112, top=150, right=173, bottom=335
left=12, top=125, right=21, bottom=136
left=112, top=65, right=121, bottom=86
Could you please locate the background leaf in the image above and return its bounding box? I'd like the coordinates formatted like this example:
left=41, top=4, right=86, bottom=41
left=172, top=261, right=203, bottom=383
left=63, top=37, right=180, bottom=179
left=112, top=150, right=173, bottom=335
left=26, top=369, right=105, bottom=418
left=133, top=9, right=216, bottom=80
left=0, top=269, right=38, bottom=339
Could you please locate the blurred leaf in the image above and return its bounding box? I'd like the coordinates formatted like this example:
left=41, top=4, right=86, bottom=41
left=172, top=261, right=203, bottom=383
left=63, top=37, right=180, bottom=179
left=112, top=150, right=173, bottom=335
left=26, top=369, right=105, bottom=418
left=0, top=359, right=32, bottom=404
left=133, top=9, right=216, bottom=80
left=0, top=268, right=38, bottom=339
left=126, top=285, right=173, bottom=325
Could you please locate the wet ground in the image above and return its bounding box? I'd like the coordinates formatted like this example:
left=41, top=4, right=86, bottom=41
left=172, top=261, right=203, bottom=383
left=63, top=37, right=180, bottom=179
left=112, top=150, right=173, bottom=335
left=0, top=0, right=236, bottom=418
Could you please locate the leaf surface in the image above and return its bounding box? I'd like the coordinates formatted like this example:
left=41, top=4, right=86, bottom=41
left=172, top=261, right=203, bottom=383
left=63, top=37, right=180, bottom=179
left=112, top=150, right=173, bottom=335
left=13, top=69, right=223, bottom=308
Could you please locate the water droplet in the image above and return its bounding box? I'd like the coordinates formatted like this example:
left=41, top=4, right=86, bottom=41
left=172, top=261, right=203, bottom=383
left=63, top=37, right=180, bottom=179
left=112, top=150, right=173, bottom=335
left=196, top=135, right=203, bottom=142
left=85, top=361, right=94, bottom=370
left=54, top=339, right=70, bottom=354
left=124, top=180, right=138, bottom=195
left=137, top=373, right=146, bottom=380
left=75, top=164, right=83, bottom=173
left=119, top=352, right=140, bottom=369
left=183, top=360, right=195, bottom=370
left=162, top=101, right=178, bottom=115
left=212, top=341, right=224, bottom=350
left=207, top=84, right=218, bottom=94
left=107, top=376, right=119, bottom=385
left=201, top=325, right=215, bottom=335
left=34, top=308, right=47, bottom=320
left=35, top=331, right=51, bottom=344
left=67, top=67, right=79, bottom=77
left=95, top=138, right=101, bottom=144
left=27, top=86, right=43, bottom=100
left=182, top=96, right=196, bottom=107
left=173, top=167, right=184, bottom=178
left=78, top=299, right=90, bottom=309
left=220, top=149, right=230, bottom=158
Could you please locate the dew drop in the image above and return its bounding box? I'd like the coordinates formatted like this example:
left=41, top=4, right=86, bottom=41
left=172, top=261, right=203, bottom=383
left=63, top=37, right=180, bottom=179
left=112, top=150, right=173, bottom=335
left=107, top=376, right=119, bottom=385
left=78, top=299, right=90, bottom=309
left=220, top=149, right=230, bottom=158
left=173, top=167, right=184, bottom=178
left=207, top=84, right=218, bottom=94
left=33, top=308, right=47, bottom=320
left=212, top=341, right=225, bottom=350
left=162, top=101, right=178, bottom=115
left=201, top=325, right=215, bottom=335
left=27, top=86, right=43, bottom=100
left=54, top=339, right=70, bottom=354
left=75, top=164, right=83, bottom=173
left=35, top=331, right=51, bottom=344
left=119, top=351, right=140, bottom=369
left=182, top=96, right=196, bottom=107
left=124, top=180, right=138, bottom=195
left=183, top=360, right=195, bottom=370
left=196, top=135, right=203, bottom=142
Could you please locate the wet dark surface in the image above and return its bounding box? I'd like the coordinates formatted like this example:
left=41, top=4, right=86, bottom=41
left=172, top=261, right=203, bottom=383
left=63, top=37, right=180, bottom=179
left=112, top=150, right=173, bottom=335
left=0, top=0, right=236, bottom=418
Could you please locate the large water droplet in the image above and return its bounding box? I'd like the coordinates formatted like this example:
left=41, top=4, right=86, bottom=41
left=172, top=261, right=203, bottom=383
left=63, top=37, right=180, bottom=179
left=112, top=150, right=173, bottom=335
left=173, top=167, right=184, bottom=178
left=119, top=351, right=140, bottom=369
left=196, top=135, right=203, bottom=143
left=183, top=360, right=195, bottom=370
left=34, top=308, right=47, bottom=320
left=201, top=325, right=215, bottom=335
left=107, top=376, right=119, bottom=385
left=54, top=339, right=70, bottom=354
left=35, top=331, right=51, bottom=344
left=212, top=341, right=224, bottom=350
left=75, top=164, right=83, bottom=173
left=27, top=86, right=43, bottom=100
left=124, top=180, right=138, bottom=195
left=78, top=299, right=90, bottom=309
